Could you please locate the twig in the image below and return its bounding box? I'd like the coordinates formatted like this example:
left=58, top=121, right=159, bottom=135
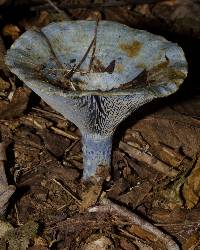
left=46, top=0, right=63, bottom=14
left=66, top=20, right=99, bottom=80
left=46, top=0, right=71, bottom=20
left=7, top=77, right=16, bottom=102
left=50, top=126, right=79, bottom=140
left=31, top=0, right=163, bottom=11
left=119, top=141, right=178, bottom=177
left=64, top=139, right=80, bottom=154
left=119, top=228, right=154, bottom=249
left=155, top=222, right=200, bottom=227
left=25, top=117, right=44, bottom=129
left=14, top=204, right=23, bottom=226
left=60, top=0, right=163, bottom=9
left=38, top=29, right=76, bottom=90
left=88, top=20, right=99, bottom=72
left=52, top=178, right=81, bottom=205
left=32, top=107, right=66, bottom=121
left=89, top=199, right=180, bottom=250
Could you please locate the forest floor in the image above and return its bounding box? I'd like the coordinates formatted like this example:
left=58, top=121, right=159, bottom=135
left=0, top=0, right=200, bottom=249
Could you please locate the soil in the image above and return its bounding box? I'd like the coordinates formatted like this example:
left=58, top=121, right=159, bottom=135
left=0, top=0, right=200, bottom=249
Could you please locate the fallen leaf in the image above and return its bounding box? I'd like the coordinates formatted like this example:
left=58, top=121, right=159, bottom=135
left=39, top=129, right=70, bottom=157
left=0, top=77, right=10, bottom=91
left=119, top=181, right=152, bottom=208
left=81, top=181, right=102, bottom=211
left=183, top=154, right=200, bottom=209
left=107, top=178, right=129, bottom=199
left=134, top=107, right=200, bottom=157
left=172, top=96, right=200, bottom=117
left=2, top=24, right=21, bottom=40
left=0, top=87, right=31, bottom=119
left=182, top=231, right=200, bottom=250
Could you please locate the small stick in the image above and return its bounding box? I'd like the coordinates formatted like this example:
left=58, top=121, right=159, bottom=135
left=14, top=204, right=23, bottom=226
left=52, top=178, right=81, bottom=205
left=46, top=0, right=63, bottom=14
left=25, top=117, right=44, bottom=129
left=46, top=0, right=71, bottom=20
left=32, top=107, right=66, bottom=121
left=64, top=140, right=80, bottom=154
left=119, top=228, right=154, bottom=249
left=89, top=199, right=180, bottom=250
left=50, top=126, right=79, bottom=140
left=60, top=0, right=163, bottom=10
left=88, top=20, right=99, bottom=72
left=7, top=77, right=16, bottom=101
left=31, top=0, right=163, bottom=11
left=66, top=24, right=98, bottom=80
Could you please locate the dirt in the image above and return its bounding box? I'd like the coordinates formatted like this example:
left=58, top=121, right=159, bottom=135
left=0, top=0, right=200, bottom=249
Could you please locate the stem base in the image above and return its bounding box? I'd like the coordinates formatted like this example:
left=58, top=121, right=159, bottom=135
left=82, top=134, right=112, bottom=180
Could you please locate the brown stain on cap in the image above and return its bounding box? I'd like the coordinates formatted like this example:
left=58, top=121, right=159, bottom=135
left=119, top=41, right=142, bottom=57
left=115, top=63, right=124, bottom=73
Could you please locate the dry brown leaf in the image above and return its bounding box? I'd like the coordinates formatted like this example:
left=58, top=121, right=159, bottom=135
left=0, top=77, right=10, bottom=91
left=182, top=231, right=200, bottom=250
left=152, top=0, right=200, bottom=38
left=107, top=178, right=129, bottom=199
left=172, top=96, right=200, bottom=117
left=183, top=154, right=200, bottom=209
left=119, top=181, right=152, bottom=208
left=2, top=24, right=21, bottom=40
left=134, top=107, right=200, bottom=158
left=0, top=87, right=31, bottom=119
left=81, top=185, right=101, bottom=211
left=39, top=129, right=70, bottom=158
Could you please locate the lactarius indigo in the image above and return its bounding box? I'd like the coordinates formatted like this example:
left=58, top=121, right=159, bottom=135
left=5, top=21, right=187, bottom=180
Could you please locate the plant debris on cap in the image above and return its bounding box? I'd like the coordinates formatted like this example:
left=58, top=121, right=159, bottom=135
left=6, top=20, right=187, bottom=96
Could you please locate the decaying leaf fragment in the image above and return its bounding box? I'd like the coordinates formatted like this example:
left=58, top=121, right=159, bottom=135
left=0, top=77, right=10, bottom=92
left=2, top=24, right=21, bottom=40
left=0, top=220, right=38, bottom=250
left=183, top=154, right=200, bottom=209
left=182, top=231, right=200, bottom=250
left=83, top=235, right=113, bottom=250
left=0, top=87, right=31, bottom=119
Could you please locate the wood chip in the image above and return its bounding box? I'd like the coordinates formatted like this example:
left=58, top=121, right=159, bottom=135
left=119, top=141, right=178, bottom=177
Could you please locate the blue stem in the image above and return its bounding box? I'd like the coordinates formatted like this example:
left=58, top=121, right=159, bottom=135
left=82, top=134, right=113, bottom=179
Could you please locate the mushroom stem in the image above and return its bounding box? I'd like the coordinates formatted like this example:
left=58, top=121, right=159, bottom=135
left=82, top=134, right=112, bottom=179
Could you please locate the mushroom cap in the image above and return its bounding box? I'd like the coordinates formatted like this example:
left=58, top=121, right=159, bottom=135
left=6, top=20, right=187, bottom=98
